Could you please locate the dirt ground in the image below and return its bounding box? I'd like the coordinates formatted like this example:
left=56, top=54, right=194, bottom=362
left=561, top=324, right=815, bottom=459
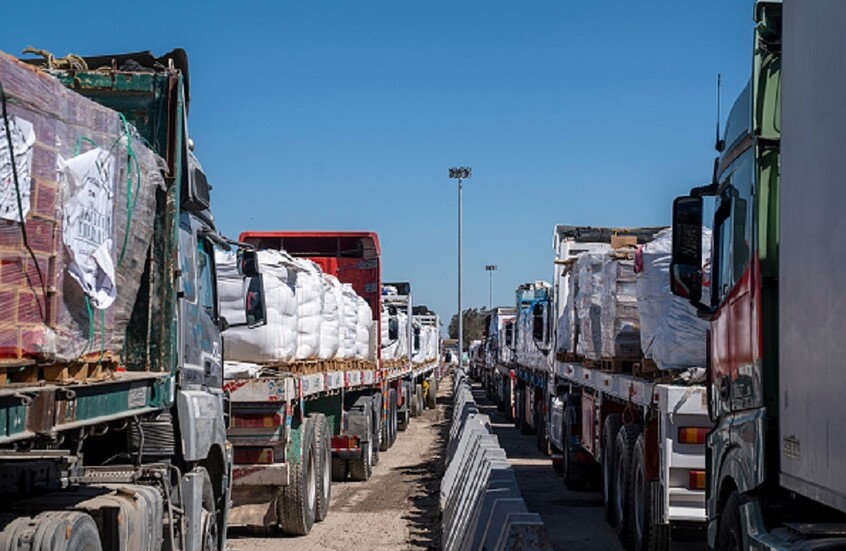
left=228, top=377, right=452, bottom=551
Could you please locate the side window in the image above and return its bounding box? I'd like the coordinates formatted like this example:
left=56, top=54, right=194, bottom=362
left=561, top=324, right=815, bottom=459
left=197, top=238, right=216, bottom=319
left=712, top=151, right=754, bottom=305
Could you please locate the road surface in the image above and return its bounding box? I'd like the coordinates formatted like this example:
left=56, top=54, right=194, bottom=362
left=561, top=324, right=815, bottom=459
left=228, top=380, right=451, bottom=551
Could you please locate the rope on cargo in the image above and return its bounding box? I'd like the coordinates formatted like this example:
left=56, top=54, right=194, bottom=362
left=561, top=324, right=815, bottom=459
left=115, top=113, right=141, bottom=267
left=0, top=80, right=48, bottom=325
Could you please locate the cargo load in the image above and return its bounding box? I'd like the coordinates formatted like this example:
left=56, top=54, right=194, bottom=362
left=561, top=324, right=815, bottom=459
left=573, top=250, right=609, bottom=360
left=0, top=52, right=162, bottom=370
left=634, top=227, right=711, bottom=370
left=218, top=249, right=374, bottom=367
left=599, top=254, right=640, bottom=359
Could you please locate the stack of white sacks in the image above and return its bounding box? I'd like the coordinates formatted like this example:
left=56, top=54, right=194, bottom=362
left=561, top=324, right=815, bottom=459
left=380, top=306, right=409, bottom=362
left=599, top=255, right=641, bottom=359
left=514, top=282, right=552, bottom=370
left=412, top=323, right=440, bottom=363
left=634, top=228, right=712, bottom=370
left=217, top=250, right=374, bottom=371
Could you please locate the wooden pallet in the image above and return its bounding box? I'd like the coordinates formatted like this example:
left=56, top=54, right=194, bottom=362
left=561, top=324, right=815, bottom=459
left=599, top=357, right=640, bottom=374
left=0, top=356, right=116, bottom=386
left=632, top=359, right=658, bottom=378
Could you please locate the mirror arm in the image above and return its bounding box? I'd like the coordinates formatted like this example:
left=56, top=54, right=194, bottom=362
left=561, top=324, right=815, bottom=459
left=690, top=182, right=718, bottom=198
left=692, top=300, right=713, bottom=321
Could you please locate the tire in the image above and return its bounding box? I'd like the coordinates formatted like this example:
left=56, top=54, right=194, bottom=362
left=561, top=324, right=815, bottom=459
left=426, top=376, right=437, bottom=409
left=308, top=413, right=332, bottom=522
left=535, top=400, right=547, bottom=453
left=513, top=387, right=523, bottom=429
left=379, top=391, right=391, bottom=452
left=602, top=414, right=623, bottom=524
left=389, top=388, right=398, bottom=447
left=631, top=434, right=669, bottom=551
left=331, top=457, right=348, bottom=482
left=348, top=436, right=373, bottom=481
left=563, top=401, right=588, bottom=491
left=716, top=491, right=744, bottom=551
left=198, top=468, right=221, bottom=551
left=371, top=397, right=382, bottom=465
left=410, top=383, right=420, bottom=418
left=397, top=384, right=409, bottom=432
left=518, top=391, right=532, bottom=435
left=415, top=384, right=424, bottom=417
left=613, top=424, right=642, bottom=547
left=278, top=419, right=317, bottom=536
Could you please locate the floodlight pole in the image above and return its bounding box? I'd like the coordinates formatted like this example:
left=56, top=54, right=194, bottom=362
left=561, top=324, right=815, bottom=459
left=485, top=265, right=497, bottom=309
left=449, top=167, right=471, bottom=372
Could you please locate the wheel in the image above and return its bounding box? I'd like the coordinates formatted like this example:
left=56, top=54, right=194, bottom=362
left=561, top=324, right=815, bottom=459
left=397, top=384, right=409, bottom=432
left=349, top=435, right=373, bottom=481
left=513, top=387, right=522, bottom=429
left=308, top=413, right=332, bottom=522
left=563, top=400, right=588, bottom=491
left=613, top=423, right=642, bottom=547
left=631, top=434, right=669, bottom=551
left=331, top=457, right=348, bottom=481
left=518, top=391, right=532, bottom=435
left=716, top=491, right=744, bottom=551
left=535, top=400, right=547, bottom=453
left=379, top=391, right=391, bottom=452
left=602, top=414, right=623, bottom=524
left=415, top=384, right=424, bottom=417
left=371, top=396, right=382, bottom=465
left=410, top=383, right=420, bottom=418
left=389, top=388, right=398, bottom=447
left=278, top=418, right=317, bottom=536
left=197, top=468, right=222, bottom=551
left=426, top=376, right=437, bottom=409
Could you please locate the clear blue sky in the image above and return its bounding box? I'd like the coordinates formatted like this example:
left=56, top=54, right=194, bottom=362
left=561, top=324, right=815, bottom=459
left=5, top=1, right=753, bottom=333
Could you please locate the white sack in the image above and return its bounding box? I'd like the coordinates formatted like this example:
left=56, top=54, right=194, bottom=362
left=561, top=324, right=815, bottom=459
left=319, top=274, right=342, bottom=359
left=355, top=296, right=373, bottom=360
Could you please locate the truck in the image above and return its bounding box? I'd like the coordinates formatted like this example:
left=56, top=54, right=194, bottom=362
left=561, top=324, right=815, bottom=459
left=0, top=49, right=263, bottom=550
left=499, top=225, right=711, bottom=551
left=222, top=232, right=441, bottom=536
left=669, top=1, right=846, bottom=548
left=481, top=307, right=516, bottom=409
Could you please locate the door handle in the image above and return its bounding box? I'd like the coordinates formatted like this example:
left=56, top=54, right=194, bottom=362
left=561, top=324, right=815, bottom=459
left=718, top=377, right=730, bottom=400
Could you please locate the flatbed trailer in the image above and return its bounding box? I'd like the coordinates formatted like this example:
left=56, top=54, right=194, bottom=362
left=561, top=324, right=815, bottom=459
left=223, top=233, right=441, bottom=536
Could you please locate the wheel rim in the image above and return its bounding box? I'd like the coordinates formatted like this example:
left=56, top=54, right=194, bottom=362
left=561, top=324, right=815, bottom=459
left=307, top=445, right=317, bottom=513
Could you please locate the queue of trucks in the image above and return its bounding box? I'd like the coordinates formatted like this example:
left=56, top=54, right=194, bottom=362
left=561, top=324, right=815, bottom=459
left=474, top=2, right=846, bottom=550
left=0, top=48, right=442, bottom=549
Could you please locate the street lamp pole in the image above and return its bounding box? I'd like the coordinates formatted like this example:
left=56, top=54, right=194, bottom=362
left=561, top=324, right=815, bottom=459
left=485, top=265, right=497, bottom=309
left=449, top=167, right=471, bottom=372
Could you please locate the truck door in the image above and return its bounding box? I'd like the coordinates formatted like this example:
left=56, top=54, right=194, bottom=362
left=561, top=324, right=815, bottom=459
left=178, top=218, right=223, bottom=389
left=710, top=150, right=758, bottom=417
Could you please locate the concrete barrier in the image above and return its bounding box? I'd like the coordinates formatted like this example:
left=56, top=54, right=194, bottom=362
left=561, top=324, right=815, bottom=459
left=441, top=368, right=552, bottom=551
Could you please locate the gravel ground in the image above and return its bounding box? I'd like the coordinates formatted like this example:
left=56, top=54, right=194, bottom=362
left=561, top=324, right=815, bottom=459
left=228, top=376, right=452, bottom=551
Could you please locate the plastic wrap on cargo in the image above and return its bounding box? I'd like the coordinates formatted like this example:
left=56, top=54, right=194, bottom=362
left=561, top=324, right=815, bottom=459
left=574, top=250, right=608, bottom=360
left=218, top=249, right=298, bottom=363
left=292, top=258, right=323, bottom=360
left=354, top=295, right=373, bottom=360
left=319, top=273, right=342, bottom=359
left=635, top=228, right=712, bottom=370
left=599, top=256, right=641, bottom=359
left=223, top=360, right=262, bottom=380
left=380, top=307, right=394, bottom=361
left=0, top=53, right=161, bottom=366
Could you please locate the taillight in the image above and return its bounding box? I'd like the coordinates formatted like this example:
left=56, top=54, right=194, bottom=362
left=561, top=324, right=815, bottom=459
left=232, top=413, right=284, bottom=429
left=678, top=427, right=708, bottom=445
left=689, top=470, right=706, bottom=490
left=234, top=448, right=275, bottom=464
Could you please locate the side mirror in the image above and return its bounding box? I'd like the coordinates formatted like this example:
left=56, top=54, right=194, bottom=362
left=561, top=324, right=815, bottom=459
left=238, top=249, right=260, bottom=278
left=670, top=196, right=704, bottom=303
left=388, top=318, right=399, bottom=341
left=413, top=327, right=421, bottom=353
left=245, top=274, right=267, bottom=328
left=532, top=303, right=545, bottom=342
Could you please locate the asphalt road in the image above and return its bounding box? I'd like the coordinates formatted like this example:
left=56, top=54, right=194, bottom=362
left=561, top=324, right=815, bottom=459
left=471, top=382, right=625, bottom=551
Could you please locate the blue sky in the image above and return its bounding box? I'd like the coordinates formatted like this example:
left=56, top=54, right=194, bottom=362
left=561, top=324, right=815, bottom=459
left=4, top=1, right=753, bottom=332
